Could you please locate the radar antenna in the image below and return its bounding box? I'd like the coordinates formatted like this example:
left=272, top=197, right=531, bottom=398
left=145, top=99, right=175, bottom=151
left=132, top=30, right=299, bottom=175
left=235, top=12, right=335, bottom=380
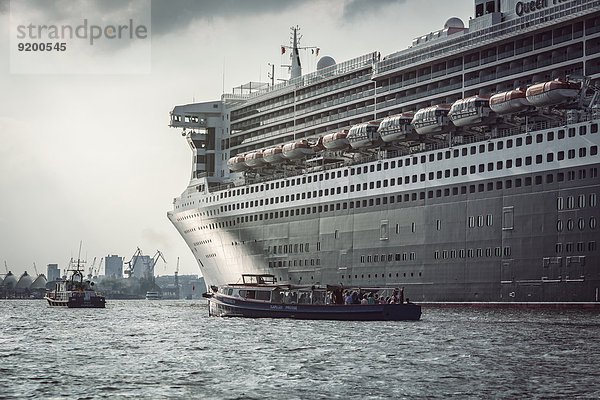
left=280, top=26, right=319, bottom=80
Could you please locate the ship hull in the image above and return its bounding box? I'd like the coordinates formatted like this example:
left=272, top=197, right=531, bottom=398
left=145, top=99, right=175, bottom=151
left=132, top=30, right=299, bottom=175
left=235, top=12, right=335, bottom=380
left=208, top=295, right=421, bottom=320
left=169, top=119, right=600, bottom=305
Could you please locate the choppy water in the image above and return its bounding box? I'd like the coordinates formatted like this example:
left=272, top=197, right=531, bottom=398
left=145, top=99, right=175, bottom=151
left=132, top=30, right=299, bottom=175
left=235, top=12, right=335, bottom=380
left=1, top=300, right=599, bottom=399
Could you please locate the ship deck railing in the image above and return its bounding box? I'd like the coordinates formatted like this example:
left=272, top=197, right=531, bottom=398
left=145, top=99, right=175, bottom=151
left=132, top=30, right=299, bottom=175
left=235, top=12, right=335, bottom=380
left=373, top=0, right=600, bottom=78
left=196, top=111, right=594, bottom=192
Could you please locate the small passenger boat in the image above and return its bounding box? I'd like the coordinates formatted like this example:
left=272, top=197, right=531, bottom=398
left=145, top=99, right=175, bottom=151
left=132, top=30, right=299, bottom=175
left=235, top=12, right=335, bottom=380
left=227, top=155, right=249, bottom=172
left=145, top=291, right=162, bottom=300
left=525, top=78, right=580, bottom=106
left=44, top=262, right=105, bottom=308
left=263, top=146, right=286, bottom=164
left=489, top=88, right=531, bottom=114
left=244, top=150, right=267, bottom=167
left=347, top=121, right=381, bottom=149
left=378, top=113, right=415, bottom=142
left=203, top=274, right=421, bottom=321
left=282, top=140, right=315, bottom=159
left=322, top=130, right=350, bottom=150
left=448, top=96, right=492, bottom=127
left=411, top=104, right=452, bottom=135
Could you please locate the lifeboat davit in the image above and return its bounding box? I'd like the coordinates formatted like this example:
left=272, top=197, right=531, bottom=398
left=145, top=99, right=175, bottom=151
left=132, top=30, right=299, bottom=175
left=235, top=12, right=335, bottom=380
left=227, top=155, right=248, bottom=172
left=378, top=113, right=414, bottom=142
left=263, top=146, right=285, bottom=164
left=245, top=150, right=267, bottom=167
left=411, top=105, right=452, bottom=135
left=489, top=88, right=531, bottom=114
left=448, top=96, right=492, bottom=127
left=282, top=140, right=315, bottom=160
left=322, top=130, right=350, bottom=150
left=525, top=78, right=580, bottom=106
left=348, top=121, right=381, bottom=149
left=312, top=137, right=326, bottom=153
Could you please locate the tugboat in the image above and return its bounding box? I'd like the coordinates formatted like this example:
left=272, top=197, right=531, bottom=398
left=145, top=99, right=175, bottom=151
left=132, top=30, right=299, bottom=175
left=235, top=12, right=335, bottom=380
left=203, top=274, right=421, bottom=321
left=44, top=259, right=105, bottom=308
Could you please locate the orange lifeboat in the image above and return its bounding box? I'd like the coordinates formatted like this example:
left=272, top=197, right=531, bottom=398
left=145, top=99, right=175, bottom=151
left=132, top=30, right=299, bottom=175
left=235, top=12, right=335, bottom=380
left=525, top=78, right=580, bottom=106
left=322, top=130, right=350, bottom=150
left=378, top=113, right=414, bottom=142
left=489, top=88, right=530, bottom=114
left=245, top=150, right=267, bottom=167
left=448, top=96, right=492, bottom=127
left=227, top=155, right=248, bottom=172
left=282, top=140, right=315, bottom=160
left=411, top=105, right=452, bottom=135
left=347, top=121, right=381, bottom=149
left=263, top=146, right=285, bottom=164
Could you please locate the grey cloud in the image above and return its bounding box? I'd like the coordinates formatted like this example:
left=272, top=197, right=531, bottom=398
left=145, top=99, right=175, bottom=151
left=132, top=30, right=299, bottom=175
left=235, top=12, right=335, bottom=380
left=149, top=0, right=298, bottom=35
left=342, top=0, right=405, bottom=20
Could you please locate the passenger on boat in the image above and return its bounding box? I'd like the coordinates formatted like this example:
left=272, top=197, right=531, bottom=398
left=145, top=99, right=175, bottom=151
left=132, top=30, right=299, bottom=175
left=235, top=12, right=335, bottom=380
left=351, top=291, right=359, bottom=304
left=344, top=291, right=353, bottom=305
left=399, top=288, right=405, bottom=304
left=367, top=293, right=375, bottom=305
left=360, top=297, right=369, bottom=305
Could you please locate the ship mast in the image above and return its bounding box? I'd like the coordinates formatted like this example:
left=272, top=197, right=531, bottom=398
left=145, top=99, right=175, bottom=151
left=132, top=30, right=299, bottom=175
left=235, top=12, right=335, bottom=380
left=290, top=26, right=302, bottom=79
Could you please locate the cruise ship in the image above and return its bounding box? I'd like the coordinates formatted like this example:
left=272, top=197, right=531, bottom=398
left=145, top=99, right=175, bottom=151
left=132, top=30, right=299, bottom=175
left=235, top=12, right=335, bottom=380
left=167, top=0, right=600, bottom=305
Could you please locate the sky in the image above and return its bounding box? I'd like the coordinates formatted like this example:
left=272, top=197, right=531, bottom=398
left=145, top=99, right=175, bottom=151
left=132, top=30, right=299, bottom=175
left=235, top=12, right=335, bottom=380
left=0, top=0, right=473, bottom=278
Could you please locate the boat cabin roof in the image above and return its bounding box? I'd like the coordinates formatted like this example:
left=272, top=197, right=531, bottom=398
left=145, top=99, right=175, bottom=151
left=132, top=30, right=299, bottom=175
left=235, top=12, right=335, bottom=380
left=241, top=274, right=277, bottom=285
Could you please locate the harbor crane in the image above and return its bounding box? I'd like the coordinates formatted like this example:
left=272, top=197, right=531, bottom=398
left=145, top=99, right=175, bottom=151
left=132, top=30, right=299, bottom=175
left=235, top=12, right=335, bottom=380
left=124, top=248, right=143, bottom=278
left=124, top=248, right=166, bottom=278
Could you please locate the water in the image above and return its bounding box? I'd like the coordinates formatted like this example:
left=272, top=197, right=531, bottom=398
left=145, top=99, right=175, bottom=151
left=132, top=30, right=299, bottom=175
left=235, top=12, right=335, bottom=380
left=1, top=300, right=599, bottom=399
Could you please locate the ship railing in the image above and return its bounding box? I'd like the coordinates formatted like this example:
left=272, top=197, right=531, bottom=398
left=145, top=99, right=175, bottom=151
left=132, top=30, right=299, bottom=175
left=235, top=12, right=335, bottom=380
left=373, top=0, right=600, bottom=78
left=206, top=111, right=596, bottom=194
left=230, top=52, right=379, bottom=105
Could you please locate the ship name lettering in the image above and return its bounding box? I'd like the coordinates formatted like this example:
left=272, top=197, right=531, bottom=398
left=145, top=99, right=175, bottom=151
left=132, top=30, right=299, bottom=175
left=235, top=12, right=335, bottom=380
left=515, top=0, right=549, bottom=16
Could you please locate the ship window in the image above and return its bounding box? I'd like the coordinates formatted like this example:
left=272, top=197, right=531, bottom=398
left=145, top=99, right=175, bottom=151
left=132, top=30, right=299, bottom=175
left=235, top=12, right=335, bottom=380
left=488, top=143, right=494, bottom=152
left=592, top=124, right=598, bottom=134
left=525, top=156, right=532, bottom=165
left=569, top=128, right=576, bottom=137
left=568, top=149, right=575, bottom=159
left=592, top=146, right=598, bottom=156
left=437, top=152, right=443, bottom=161
left=547, top=153, right=554, bottom=162
left=536, top=155, right=542, bottom=164
left=470, top=165, right=475, bottom=174
left=479, top=144, right=485, bottom=153
left=479, top=164, right=485, bottom=173
left=525, top=177, right=532, bottom=186
left=497, top=142, right=503, bottom=150
left=579, top=148, right=587, bottom=157
left=580, top=126, right=587, bottom=136
left=497, top=161, right=503, bottom=170
left=488, top=163, right=494, bottom=171
left=506, top=139, right=513, bottom=148
left=536, top=134, right=543, bottom=143
left=470, top=146, right=476, bottom=155
left=516, top=138, right=523, bottom=146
